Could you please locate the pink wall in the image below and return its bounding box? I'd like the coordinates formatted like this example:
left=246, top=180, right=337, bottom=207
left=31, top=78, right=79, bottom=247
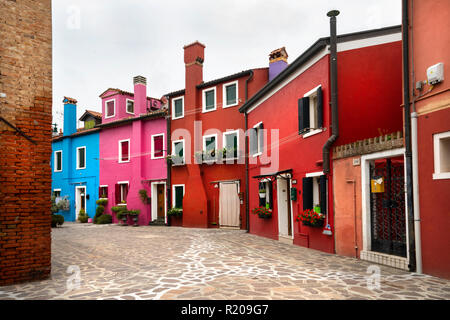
left=99, top=116, right=167, bottom=225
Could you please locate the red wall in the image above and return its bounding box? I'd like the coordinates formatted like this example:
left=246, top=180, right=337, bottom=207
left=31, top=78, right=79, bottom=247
left=336, top=41, right=403, bottom=146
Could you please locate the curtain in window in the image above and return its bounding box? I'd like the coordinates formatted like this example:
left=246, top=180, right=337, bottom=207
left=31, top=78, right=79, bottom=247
left=121, top=141, right=129, bottom=161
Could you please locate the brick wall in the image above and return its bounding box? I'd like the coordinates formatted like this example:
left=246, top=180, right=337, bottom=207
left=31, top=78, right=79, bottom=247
left=0, top=0, right=52, bottom=285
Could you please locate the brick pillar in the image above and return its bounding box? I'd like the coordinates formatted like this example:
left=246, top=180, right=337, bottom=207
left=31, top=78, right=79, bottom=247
left=0, top=0, right=52, bottom=285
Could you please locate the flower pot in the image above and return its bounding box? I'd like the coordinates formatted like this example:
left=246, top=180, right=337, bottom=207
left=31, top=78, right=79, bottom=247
left=302, top=220, right=324, bottom=228
left=258, top=213, right=272, bottom=219
left=121, top=217, right=128, bottom=226
left=259, top=193, right=266, bottom=198
left=131, top=216, right=139, bottom=227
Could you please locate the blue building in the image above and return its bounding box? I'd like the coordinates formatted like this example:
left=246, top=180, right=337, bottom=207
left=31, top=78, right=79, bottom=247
left=51, top=97, right=101, bottom=221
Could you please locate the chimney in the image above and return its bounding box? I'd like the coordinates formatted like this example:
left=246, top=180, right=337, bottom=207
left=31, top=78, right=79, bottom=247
left=269, top=47, right=288, bottom=81
left=62, top=96, right=77, bottom=136
left=184, top=41, right=205, bottom=102
left=133, top=75, right=147, bottom=115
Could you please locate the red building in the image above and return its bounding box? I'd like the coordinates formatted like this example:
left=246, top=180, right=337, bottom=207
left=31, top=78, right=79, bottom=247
left=403, top=0, right=450, bottom=279
left=239, top=21, right=403, bottom=253
left=165, top=42, right=269, bottom=229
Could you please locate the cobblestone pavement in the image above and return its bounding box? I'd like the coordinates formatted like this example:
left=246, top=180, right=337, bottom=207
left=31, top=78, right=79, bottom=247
left=1, top=223, right=449, bottom=300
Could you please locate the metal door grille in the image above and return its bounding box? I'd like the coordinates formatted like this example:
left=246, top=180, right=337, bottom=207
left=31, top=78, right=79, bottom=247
left=370, top=158, right=407, bottom=257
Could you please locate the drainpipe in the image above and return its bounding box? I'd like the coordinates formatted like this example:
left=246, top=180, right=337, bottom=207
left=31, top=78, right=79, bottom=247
left=244, top=70, right=254, bottom=233
left=166, top=101, right=172, bottom=225
left=322, top=10, right=340, bottom=174
left=409, top=0, right=422, bottom=274
left=402, top=0, right=417, bottom=272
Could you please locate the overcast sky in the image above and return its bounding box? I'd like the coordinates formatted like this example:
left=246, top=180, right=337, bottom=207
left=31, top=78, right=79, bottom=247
left=52, top=0, right=401, bottom=129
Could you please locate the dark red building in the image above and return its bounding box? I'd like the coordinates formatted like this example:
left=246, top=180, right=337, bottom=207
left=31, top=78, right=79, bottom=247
left=165, top=42, right=269, bottom=229
left=239, top=25, right=403, bottom=253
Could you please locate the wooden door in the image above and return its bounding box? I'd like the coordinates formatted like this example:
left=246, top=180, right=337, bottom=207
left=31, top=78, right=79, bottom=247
left=219, top=183, right=240, bottom=228
left=157, top=184, right=165, bottom=219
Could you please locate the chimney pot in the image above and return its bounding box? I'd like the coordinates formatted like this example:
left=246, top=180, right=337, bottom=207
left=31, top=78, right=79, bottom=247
left=133, top=75, right=147, bottom=86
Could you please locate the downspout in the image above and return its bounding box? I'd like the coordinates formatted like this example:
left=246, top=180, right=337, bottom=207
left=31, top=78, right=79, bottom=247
left=409, top=0, right=422, bottom=273
left=244, top=70, right=254, bottom=233
left=402, top=0, right=417, bottom=272
left=322, top=10, right=339, bottom=174
left=166, top=101, right=172, bottom=225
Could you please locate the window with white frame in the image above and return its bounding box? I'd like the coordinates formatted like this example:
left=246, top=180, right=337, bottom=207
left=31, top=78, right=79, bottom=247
left=151, top=133, right=165, bottom=159
left=298, top=85, right=323, bottom=136
left=202, top=87, right=216, bottom=112
left=119, top=139, right=130, bottom=163
left=172, top=140, right=185, bottom=165
left=126, top=99, right=134, bottom=114
left=172, top=185, right=185, bottom=209
left=433, top=131, right=450, bottom=180
left=76, top=146, right=86, bottom=169
left=54, top=150, right=62, bottom=172
left=99, top=185, right=108, bottom=199
left=53, top=189, right=61, bottom=198
left=203, top=134, right=217, bottom=162
left=258, top=180, right=273, bottom=209
left=172, top=96, right=184, bottom=119
left=302, top=173, right=327, bottom=215
left=105, top=99, right=115, bottom=118
left=250, top=122, right=264, bottom=156
left=223, top=81, right=238, bottom=108
left=116, top=182, right=129, bottom=204
left=223, top=130, right=239, bottom=160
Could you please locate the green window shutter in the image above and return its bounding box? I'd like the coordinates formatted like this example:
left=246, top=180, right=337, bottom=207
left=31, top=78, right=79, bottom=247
left=302, top=177, right=313, bottom=210
left=85, top=120, right=95, bottom=129
left=317, top=87, right=323, bottom=128
left=298, top=97, right=310, bottom=133
left=56, top=152, right=62, bottom=171
left=175, top=99, right=183, bottom=117
left=225, top=133, right=237, bottom=158
left=226, top=84, right=236, bottom=105
left=319, top=175, right=327, bottom=215
left=205, top=90, right=215, bottom=109
left=258, top=123, right=264, bottom=154
left=78, top=148, right=85, bottom=168
left=175, top=186, right=184, bottom=208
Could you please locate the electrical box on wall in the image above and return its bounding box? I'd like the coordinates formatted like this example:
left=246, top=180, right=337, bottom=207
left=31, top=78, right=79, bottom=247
left=427, top=62, right=444, bottom=85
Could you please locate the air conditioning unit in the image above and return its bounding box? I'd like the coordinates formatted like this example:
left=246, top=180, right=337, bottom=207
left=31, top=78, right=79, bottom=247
left=427, top=62, right=444, bottom=85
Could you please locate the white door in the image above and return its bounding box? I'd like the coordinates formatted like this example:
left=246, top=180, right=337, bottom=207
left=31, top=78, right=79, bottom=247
left=219, top=182, right=240, bottom=228
left=75, top=186, right=86, bottom=221
left=277, top=178, right=292, bottom=238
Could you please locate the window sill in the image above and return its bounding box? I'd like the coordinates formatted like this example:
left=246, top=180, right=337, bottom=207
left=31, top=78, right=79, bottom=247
left=202, top=107, right=216, bottom=113
left=252, top=152, right=262, bottom=158
left=118, top=203, right=127, bottom=206
left=223, top=103, right=239, bottom=109
left=433, top=172, right=450, bottom=180
left=172, top=115, right=184, bottom=120
left=151, top=156, right=165, bottom=160
left=105, top=115, right=115, bottom=119
left=118, top=160, right=130, bottom=163
left=76, top=167, right=86, bottom=170
left=172, top=162, right=186, bottom=167
left=302, top=128, right=324, bottom=139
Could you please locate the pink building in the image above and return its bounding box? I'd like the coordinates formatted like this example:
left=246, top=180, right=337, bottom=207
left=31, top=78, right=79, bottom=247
left=98, top=76, right=167, bottom=225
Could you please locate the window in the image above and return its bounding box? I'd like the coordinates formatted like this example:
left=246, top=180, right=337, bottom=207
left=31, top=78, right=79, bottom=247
left=172, top=140, right=185, bottom=165
left=172, top=185, right=185, bottom=209
left=223, top=81, right=238, bottom=108
left=54, top=150, right=62, bottom=172
left=99, top=185, right=108, bottom=199
left=53, top=189, right=61, bottom=198
left=84, top=120, right=95, bottom=129
left=223, top=130, right=239, bottom=160
left=250, top=122, right=264, bottom=156
left=258, top=181, right=273, bottom=209
left=202, top=87, right=216, bottom=112
left=302, top=173, right=327, bottom=215
left=119, top=139, right=130, bottom=163
left=105, top=99, right=115, bottom=118
left=126, top=99, right=134, bottom=114
left=298, top=85, right=323, bottom=137
left=115, top=182, right=129, bottom=204
left=433, top=131, right=450, bottom=180
left=76, top=146, right=86, bottom=169
left=151, top=134, right=165, bottom=159
left=203, top=134, right=217, bottom=162
left=172, top=96, right=184, bottom=120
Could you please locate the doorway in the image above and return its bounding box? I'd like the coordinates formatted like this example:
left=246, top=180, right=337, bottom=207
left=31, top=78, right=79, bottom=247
left=219, top=182, right=240, bottom=228
left=151, top=182, right=166, bottom=223
left=277, top=177, right=293, bottom=239
left=75, top=186, right=86, bottom=221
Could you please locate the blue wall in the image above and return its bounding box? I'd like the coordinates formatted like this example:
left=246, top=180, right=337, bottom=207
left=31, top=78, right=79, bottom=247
left=51, top=131, right=100, bottom=221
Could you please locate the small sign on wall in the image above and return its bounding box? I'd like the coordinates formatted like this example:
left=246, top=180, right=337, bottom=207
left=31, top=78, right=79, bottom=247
left=371, top=176, right=385, bottom=193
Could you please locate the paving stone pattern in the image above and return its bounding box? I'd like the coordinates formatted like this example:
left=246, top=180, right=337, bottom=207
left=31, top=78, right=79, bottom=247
left=0, top=223, right=449, bottom=300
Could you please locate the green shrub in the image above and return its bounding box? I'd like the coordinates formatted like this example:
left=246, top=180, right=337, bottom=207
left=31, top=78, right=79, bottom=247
left=97, top=214, right=112, bottom=224
left=167, top=207, right=183, bottom=217
left=51, top=214, right=64, bottom=228
left=78, top=209, right=89, bottom=223
left=127, top=209, right=140, bottom=216
left=96, top=198, right=108, bottom=206
left=111, top=206, right=127, bottom=220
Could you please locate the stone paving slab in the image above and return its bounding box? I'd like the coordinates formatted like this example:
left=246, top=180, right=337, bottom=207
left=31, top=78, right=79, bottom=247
left=0, top=222, right=449, bottom=300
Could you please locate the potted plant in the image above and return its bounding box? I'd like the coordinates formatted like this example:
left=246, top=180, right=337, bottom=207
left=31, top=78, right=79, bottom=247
left=296, top=209, right=325, bottom=228
left=259, top=189, right=266, bottom=198
left=94, top=198, right=108, bottom=224
left=128, top=209, right=141, bottom=227
left=111, top=205, right=128, bottom=226
left=167, top=207, right=183, bottom=226
left=251, top=207, right=272, bottom=219
left=78, top=209, right=88, bottom=223
left=51, top=196, right=65, bottom=228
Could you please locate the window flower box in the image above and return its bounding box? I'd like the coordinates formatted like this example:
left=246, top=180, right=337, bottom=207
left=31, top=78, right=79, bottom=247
left=252, top=207, right=272, bottom=219
left=297, top=209, right=325, bottom=228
